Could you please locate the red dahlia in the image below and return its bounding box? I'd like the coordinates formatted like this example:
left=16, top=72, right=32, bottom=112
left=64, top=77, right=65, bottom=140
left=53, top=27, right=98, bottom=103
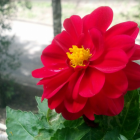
left=32, top=6, right=140, bottom=120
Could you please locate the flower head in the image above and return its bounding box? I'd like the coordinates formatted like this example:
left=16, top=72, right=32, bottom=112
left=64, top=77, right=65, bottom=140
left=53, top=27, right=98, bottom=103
left=32, top=6, right=140, bottom=120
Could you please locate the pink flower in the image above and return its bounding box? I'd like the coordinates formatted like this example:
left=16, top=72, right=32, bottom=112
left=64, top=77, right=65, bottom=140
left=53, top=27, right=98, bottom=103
left=32, top=6, right=140, bottom=120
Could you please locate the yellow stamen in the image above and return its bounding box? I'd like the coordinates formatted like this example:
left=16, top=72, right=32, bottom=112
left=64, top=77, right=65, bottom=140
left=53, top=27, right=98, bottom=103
left=66, top=45, right=92, bottom=68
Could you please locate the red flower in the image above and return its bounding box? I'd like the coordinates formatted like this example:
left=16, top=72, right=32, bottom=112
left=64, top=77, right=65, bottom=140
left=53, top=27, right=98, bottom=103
left=32, top=6, right=140, bottom=120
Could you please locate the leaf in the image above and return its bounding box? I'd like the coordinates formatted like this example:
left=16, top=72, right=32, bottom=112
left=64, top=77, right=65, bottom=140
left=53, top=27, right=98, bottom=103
left=120, top=90, right=140, bottom=139
left=47, top=109, right=65, bottom=130
left=36, top=96, right=48, bottom=116
left=34, top=129, right=54, bottom=140
left=6, top=107, right=44, bottom=140
left=50, top=123, right=89, bottom=140
left=103, top=128, right=121, bottom=140
left=119, top=135, right=128, bottom=140
left=80, top=125, right=104, bottom=140
left=64, top=117, right=84, bottom=128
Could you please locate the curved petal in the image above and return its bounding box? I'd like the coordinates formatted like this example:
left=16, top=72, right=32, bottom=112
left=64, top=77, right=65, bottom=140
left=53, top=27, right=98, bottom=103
left=55, top=102, right=65, bottom=113
left=66, top=70, right=81, bottom=101
left=61, top=107, right=83, bottom=120
left=41, top=41, right=68, bottom=70
left=105, top=21, right=138, bottom=40
left=83, top=6, right=113, bottom=33
left=64, top=97, right=87, bottom=113
left=63, top=15, right=83, bottom=42
left=32, top=67, right=59, bottom=78
left=124, top=62, right=140, bottom=90
left=83, top=101, right=95, bottom=120
left=131, top=44, right=140, bottom=60
left=54, top=30, right=76, bottom=52
left=89, top=28, right=104, bottom=60
left=48, top=84, right=68, bottom=109
left=103, top=71, right=128, bottom=98
left=72, top=70, right=85, bottom=100
left=105, top=35, right=135, bottom=59
left=90, top=92, right=124, bottom=116
left=79, top=68, right=105, bottom=97
left=41, top=68, right=73, bottom=100
left=91, top=49, right=128, bottom=73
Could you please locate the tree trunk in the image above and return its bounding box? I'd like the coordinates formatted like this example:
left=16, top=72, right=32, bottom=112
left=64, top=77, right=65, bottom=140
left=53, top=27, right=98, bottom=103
left=52, top=0, right=62, bottom=36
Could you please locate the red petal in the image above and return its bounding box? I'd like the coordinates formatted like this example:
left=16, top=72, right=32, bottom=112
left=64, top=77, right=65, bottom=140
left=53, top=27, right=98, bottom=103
left=124, top=62, right=140, bottom=90
left=48, top=84, right=68, bottom=109
left=64, top=97, right=87, bottom=113
left=90, top=93, right=124, bottom=116
left=79, top=68, right=105, bottom=97
left=92, top=50, right=128, bottom=73
left=72, top=70, right=85, bottom=100
left=63, top=15, right=83, bottom=42
left=105, top=35, right=135, bottom=58
left=66, top=70, right=81, bottom=101
left=89, top=28, right=104, bottom=60
left=41, top=41, right=68, bottom=70
left=105, top=21, right=138, bottom=40
left=55, top=102, right=65, bottom=113
left=32, top=67, right=59, bottom=78
left=103, top=71, right=128, bottom=98
left=106, top=95, right=124, bottom=116
left=131, top=44, right=140, bottom=60
left=61, top=107, right=83, bottom=120
left=54, top=31, right=76, bottom=52
left=83, top=101, right=95, bottom=120
left=84, top=6, right=113, bottom=33
left=41, top=68, right=73, bottom=99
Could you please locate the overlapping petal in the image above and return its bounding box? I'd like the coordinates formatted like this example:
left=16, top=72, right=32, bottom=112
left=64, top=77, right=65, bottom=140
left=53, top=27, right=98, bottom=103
left=91, top=49, right=128, bottom=73
left=83, top=6, right=113, bottom=33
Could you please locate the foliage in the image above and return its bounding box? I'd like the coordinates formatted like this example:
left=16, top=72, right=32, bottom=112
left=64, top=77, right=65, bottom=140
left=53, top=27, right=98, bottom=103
left=0, top=0, right=31, bottom=107
left=6, top=90, right=140, bottom=140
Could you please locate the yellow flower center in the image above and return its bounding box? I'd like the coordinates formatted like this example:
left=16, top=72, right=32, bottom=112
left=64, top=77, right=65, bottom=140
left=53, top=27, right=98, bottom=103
left=66, top=45, right=92, bottom=68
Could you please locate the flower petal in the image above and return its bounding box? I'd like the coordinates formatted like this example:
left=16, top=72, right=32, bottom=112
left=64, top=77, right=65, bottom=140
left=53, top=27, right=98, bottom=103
left=89, top=28, right=104, bottom=60
left=32, top=67, right=59, bottom=78
left=84, top=6, right=113, bottom=33
left=54, top=31, right=76, bottom=52
left=103, top=71, right=128, bottom=98
left=83, top=101, right=95, bottom=120
left=72, top=70, right=85, bottom=100
left=48, top=84, right=68, bottom=109
left=105, top=35, right=135, bottom=58
left=61, top=107, right=83, bottom=120
left=41, top=41, right=68, bottom=70
left=131, top=44, right=140, bottom=60
left=90, top=93, right=124, bottom=116
left=79, top=68, right=105, bottom=97
left=105, top=21, right=138, bottom=40
left=92, top=50, right=128, bottom=73
left=41, top=68, right=73, bottom=100
left=64, top=96, right=87, bottom=113
left=124, top=62, right=140, bottom=90
left=63, top=15, right=83, bottom=42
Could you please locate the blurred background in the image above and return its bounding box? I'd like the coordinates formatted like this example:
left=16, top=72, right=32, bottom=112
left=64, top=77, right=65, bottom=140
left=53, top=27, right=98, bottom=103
left=0, top=0, right=140, bottom=135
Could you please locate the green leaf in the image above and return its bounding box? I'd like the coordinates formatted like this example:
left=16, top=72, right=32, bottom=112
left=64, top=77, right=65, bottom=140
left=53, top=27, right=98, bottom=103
left=80, top=124, right=104, bottom=140
left=35, top=96, right=48, bottom=116
left=119, top=135, right=128, bottom=140
left=6, top=107, right=44, bottom=140
left=34, top=129, right=54, bottom=140
left=64, top=117, right=84, bottom=128
left=47, top=109, right=65, bottom=130
left=51, top=123, right=89, bottom=140
left=103, top=128, right=120, bottom=140
left=120, top=90, right=140, bottom=138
